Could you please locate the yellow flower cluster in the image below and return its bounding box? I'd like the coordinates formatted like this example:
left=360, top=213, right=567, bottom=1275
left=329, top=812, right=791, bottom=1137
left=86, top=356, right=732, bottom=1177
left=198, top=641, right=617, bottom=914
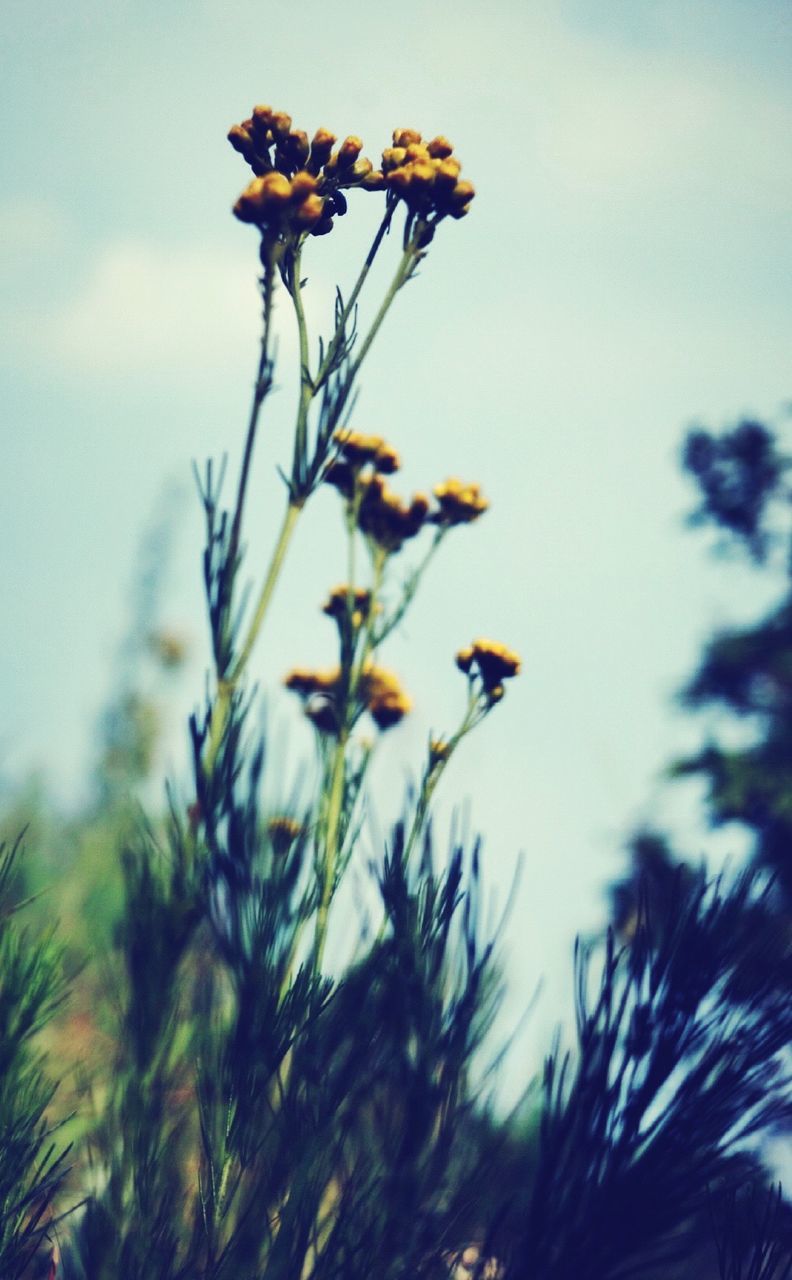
left=380, top=129, right=475, bottom=221
left=267, top=816, right=304, bottom=853
left=322, top=585, right=376, bottom=629
left=283, top=662, right=411, bottom=732
left=324, top=430, right=400, bottom=500
left=456, top=639, right=521, bottom=702
left=359, top=664, right=412, bottom=729
left=430, top=478, right=489, bottom=526
left=230, top=104, right=377, bottom=237
left=358, top=475, right=430, bottom=552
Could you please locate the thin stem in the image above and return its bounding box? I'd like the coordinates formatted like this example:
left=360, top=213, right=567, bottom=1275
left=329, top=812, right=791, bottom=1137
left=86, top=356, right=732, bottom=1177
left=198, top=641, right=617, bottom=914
left=230, top=500, right=302, bottom=682
left=402, top=689, right=481, bottom=870
left=290, top=247, right=313, bottom=482
left=228, top=251, right=276, bottom=570
left=375, top=528, right=446, bottom=647
left=312, top=207, right=394, bottom=392
left=314, top=726, right=349, bottom=972
left=204, top=501, right=301, bottom=776
left=349, top=244, right=417, bottom=380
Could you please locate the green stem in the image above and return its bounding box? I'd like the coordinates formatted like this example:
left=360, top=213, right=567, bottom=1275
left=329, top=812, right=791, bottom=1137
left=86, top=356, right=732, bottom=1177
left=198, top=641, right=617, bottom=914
left=350, top=244, right=416, bottom=379
left=290, top=247, right=313, bottom=483
left=314, top=726, right=349, bottom=971
left=375, top=528, right=445, bottom=647
left=229, top=252, right=276, bottom=569
left=205, top=501, right=301, bottom=776
left=312, top=208, right=393, bottom=392
left=402, top=689, right=480, bottom=870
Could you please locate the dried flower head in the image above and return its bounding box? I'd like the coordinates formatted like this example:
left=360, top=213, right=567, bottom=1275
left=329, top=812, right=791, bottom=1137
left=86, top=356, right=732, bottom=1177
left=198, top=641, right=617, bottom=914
left=267, top=815, right=304, bottom=853
left=322, top=585, right=376, bottom=629
left=284, top=666, right=340, bottom=697
left=333, top=429, right=401, bottom=474
left=230, top=104, right=378, bottom=241
left=381, top=128, right=475, bottom=226
left=456, top=639, right=521, bottom=698
left=429, top=737, right=452, bottom=765
left=431, top=478, right=489, bottom=526
left=360, top=664, right=412, bottom=729
left=358, top=474, right=429, bottom=552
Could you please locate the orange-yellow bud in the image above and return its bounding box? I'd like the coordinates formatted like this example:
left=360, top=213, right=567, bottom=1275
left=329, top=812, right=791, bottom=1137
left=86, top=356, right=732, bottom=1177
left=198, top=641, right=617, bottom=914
left=270, top=110, right=292, bottom=139
left=258, top=170, right=293, bottom=206
left=338, top=135, right=363, bottom=166
left=309, top=128, right=336, bottom=168
left=427, top=136, right=454, bottom=159
left=252, top=104, right=274, bottom=127
left=292, top=192, right=325, bottom=228
left=434, top=158, right=462, bottom=190
left=408, top=161, right=434, bottom=189
left=228, top=124, right=254, bottom=155
left=362, top=169, right=386, bottom=191
left=289, top=170, right=319, bottom=202
left=350, top=156, right=373, bottom=180
left=381, top=146, right=407, bottom=173
left=387, top=166, right=411, bottom=193
left=393, top=127, right=422, bottom=148
left=405, top=142, right=431, bottom=163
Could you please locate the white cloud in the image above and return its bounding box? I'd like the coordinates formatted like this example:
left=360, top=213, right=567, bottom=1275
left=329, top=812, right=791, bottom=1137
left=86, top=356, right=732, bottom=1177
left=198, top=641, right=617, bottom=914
left=40, top=239, right=265, bottom=376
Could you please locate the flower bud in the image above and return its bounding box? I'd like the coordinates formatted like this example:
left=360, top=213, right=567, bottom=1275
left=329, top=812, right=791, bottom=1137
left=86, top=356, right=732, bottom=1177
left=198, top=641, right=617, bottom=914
left=407, top=160, right=434, bottom=189
left=309, top=128, right=336, bottom=170
left=350, top=156, right=373, bottom=180
left=405, top=142, right=431, bottom=163
left=427, top=136, right=454, bottom=159
left=338, top=135, right=363, bottom=166
left=283, top=129, right=310, bottom=165
left=292, top=192, right=325, bottom=228
left=386, top=166, right=411, bottom=194
left=289, top=170, right=319, bottom=202
left=258, top=170, right=293, bottom=206
left=362, top=169, right=386, bottom=191
left=381, top=146, right=406, bottom=173
left=393, top=127, right=422, bottom=148
left=228, top=124, right=254, bottom=156
left=252, top=104, right=274, bottom=127
left=434, top=158, right=462, bottom=190
left=270, top=110, right=292, bottom=139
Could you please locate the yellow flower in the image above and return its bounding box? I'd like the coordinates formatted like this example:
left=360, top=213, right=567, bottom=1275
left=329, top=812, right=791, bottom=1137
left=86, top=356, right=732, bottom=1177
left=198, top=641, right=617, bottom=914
left=333, top=429, right=401, bottom=474
left=358, top=475, right=429, bottom=552
left=268, top=816, right=304, bottom=853
left=381, top=128, right=475, bottom=224
left=361, top=664, right=412, bottom=729
left=456, top=639, right=521, bottom=698
left=322, top=585, right=375, bottom=629
left=230, top=105, right=380, bottom=241
left=432, top=478, right=488, bottom=526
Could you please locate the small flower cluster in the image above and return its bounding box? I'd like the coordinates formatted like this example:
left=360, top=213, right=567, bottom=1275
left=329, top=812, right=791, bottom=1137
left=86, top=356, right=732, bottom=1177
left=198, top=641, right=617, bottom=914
left=325, top=432, right=487, bottom=553
left=230, top=104, right=378, bottom=238
left=430, top=478, right=489, bottom=526
left=456, top=639, right=521, bottom=703
left=267, top=815, right=304, bottom=854
left=284, top=661, right=411, bottom=732
left=322, top=585, right=376, bottom=629
left=381, top=129, right=475, bottom=222
left=358, top=476, right=430, bottom=552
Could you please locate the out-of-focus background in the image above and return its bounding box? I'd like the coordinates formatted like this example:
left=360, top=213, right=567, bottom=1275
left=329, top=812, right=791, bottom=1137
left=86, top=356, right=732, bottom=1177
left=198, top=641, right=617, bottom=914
left=2, top=0, right=791, bottom=1091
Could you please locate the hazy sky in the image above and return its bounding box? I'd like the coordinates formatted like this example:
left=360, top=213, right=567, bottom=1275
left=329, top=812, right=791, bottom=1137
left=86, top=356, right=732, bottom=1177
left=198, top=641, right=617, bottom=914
left=2, top=0, right=792, bottom=1082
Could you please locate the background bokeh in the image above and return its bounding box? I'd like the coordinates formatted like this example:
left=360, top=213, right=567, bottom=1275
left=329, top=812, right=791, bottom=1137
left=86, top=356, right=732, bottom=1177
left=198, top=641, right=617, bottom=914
left=2, top=0, right=791, bottom=1091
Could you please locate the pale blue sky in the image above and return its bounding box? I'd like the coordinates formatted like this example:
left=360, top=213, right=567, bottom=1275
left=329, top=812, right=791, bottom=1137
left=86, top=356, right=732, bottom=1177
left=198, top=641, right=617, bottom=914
left=2, top=0, right=792, bottom=1078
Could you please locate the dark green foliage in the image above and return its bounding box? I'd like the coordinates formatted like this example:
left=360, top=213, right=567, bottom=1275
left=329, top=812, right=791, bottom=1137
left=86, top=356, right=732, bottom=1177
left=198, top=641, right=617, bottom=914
left=516, top=871, right=792, bottom=1280
left=0, top=837, right=69, bottom=1279
left=683, top=419, right=786, bottom=561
